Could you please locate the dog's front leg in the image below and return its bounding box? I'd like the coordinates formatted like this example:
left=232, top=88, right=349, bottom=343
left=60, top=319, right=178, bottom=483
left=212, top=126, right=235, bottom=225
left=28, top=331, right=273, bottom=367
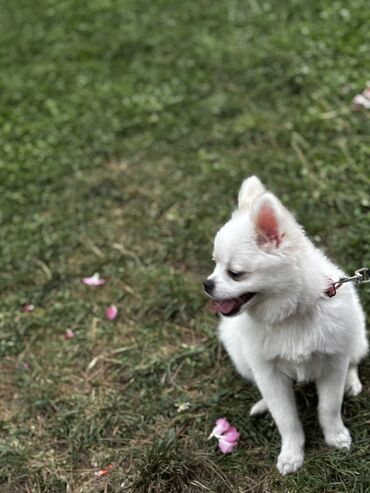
left=316, top=355, right=351, bottom=449
left=252, top=362, right=304, bottom=475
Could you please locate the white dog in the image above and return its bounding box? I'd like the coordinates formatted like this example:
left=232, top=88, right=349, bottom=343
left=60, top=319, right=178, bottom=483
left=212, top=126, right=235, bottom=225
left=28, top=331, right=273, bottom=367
left=204, top=176, right=368, bottom=475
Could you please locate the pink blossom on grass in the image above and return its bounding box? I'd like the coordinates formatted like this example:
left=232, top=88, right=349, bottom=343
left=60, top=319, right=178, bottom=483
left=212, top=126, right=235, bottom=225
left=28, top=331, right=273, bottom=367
left=353, top=84, right=370, bottom=111
left=83, top=273, right=106, bottom=286
left=95, top=464, right=114, bottom=477
left=218, top=426, right=240, bottom=453
left=353, top=94, right=370, bottom=110
left=64, top=328, right=75, bottom=339
left=22, top=304, right=35, bottom=312
left=208, top=418, right=231, bottom=438
left=105, top=305, right=118, bottom=320
left=209, top=418, right=240, bottom=454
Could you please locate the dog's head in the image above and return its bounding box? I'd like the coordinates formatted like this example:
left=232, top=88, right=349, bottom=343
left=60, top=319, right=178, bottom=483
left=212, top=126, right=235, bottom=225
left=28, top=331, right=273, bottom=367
left=204, top=176, right=306, bottom=321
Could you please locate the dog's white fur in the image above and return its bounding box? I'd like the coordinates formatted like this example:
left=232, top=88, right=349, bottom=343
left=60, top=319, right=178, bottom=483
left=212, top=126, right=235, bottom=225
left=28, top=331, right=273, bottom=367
left=207, top=176, right=368, bottom=475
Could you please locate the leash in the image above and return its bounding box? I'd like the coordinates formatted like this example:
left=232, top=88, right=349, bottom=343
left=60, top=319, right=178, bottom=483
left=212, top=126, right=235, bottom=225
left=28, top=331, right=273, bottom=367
left=326, top=267, right=370, bottom=297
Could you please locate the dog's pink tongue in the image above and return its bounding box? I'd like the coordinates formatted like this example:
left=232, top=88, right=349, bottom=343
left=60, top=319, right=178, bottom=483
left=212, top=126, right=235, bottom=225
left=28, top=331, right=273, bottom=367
left=209, top=299, right=237, bottom=314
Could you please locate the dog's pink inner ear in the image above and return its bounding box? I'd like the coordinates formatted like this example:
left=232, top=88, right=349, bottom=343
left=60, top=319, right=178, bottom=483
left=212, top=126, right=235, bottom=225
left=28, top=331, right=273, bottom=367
left=255, top=202, right=281, bottom=246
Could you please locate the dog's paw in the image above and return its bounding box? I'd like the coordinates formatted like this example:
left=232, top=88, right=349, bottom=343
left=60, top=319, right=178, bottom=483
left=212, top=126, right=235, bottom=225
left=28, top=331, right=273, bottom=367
left=346, top=379, right=363, bottom=397
left=346, top=381, right=362, bottom=397
left=277, top=451, right=304, bottom=476
left=345, top=368, right=363, bottom=397
left=325, top=427, right=351, bottom=450
left=249, top=399, right=268, bottom=416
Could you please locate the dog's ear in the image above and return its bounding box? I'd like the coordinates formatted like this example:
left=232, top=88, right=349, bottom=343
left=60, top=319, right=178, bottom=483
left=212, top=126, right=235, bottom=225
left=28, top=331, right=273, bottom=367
left=252, top=193, right=284, bottom=248
left=238, top=176, right=265, bottom=212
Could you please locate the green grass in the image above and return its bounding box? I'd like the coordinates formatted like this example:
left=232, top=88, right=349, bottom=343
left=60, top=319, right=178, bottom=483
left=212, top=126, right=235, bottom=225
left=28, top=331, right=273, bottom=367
left=1, top=0, right=369, bottom=491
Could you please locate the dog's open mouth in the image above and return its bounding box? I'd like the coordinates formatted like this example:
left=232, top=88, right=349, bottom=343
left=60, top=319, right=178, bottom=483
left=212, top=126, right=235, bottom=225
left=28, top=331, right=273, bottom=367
left=208, top=293, right=256, bottom=316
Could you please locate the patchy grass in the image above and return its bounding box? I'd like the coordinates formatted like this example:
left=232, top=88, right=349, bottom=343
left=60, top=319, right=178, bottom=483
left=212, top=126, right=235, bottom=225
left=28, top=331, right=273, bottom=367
left=0, top=0, right=369, bottom=491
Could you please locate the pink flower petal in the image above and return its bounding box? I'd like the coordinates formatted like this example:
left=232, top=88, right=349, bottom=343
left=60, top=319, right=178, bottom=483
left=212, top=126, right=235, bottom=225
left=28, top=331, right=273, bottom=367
left=95, top=464, right=114, bottom=477
left=208, top=417, right=230, bottom=439
left=105, top=304, right=118, bottom=320
left=23, top=362, right=30, bottom=369
left=218, top=437, right=238, bottom=454
left=22, top=304, right=35, bottom=312
left=353, top=94, right=370, bottom=109
left=64, top=328, right=75, bottom=339
left=83, top=273, right=106, bottom=286
left=209, top=418, right=240, bottom=453
left=223, top=425, right=240, bottom=443
left=215, top=417, right=230, bottom=434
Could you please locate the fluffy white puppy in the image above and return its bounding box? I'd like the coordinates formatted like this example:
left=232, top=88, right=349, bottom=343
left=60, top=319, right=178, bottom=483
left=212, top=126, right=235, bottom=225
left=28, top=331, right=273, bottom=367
left=204, top=176, right=368, bottom=475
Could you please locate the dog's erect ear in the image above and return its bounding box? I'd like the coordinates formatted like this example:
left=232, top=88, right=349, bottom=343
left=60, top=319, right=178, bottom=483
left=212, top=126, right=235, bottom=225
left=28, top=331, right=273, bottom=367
left=238, top=176, right=266, bottom=212
left=252, top=193, right=283, bottom=248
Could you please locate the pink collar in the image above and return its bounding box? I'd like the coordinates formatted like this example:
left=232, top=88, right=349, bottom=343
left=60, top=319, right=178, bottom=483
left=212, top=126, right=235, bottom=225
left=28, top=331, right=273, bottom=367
left=325, top=267, right=369, bottom=298
left=325, top=280, right=341, bottom=298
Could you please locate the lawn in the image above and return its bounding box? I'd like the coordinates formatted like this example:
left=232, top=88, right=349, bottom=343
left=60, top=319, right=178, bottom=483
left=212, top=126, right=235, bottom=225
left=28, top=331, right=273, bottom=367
left=0, top=0, right=369, bottom=491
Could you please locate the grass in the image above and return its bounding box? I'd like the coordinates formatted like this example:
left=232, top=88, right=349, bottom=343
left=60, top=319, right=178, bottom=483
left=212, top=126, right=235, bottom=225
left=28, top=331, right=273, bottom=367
left=0, top=0, right=369, bottom=491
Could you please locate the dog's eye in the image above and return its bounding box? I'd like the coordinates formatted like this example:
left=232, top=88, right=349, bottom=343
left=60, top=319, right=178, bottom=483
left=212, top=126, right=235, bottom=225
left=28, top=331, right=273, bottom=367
left=227, top=270, right=244, bottom=280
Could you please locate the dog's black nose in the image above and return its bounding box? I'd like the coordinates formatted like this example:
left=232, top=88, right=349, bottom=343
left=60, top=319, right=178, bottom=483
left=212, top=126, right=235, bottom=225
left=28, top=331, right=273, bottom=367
left=203, top=279, right=215, bottom=294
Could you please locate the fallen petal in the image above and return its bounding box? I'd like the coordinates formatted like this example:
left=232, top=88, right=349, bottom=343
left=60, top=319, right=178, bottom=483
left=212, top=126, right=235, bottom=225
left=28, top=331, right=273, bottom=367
left=218, top=437, right=238, bottom=454
left=95, top=464, right=114, bottom=477
left=223, top=425, right=240, bottom=443
left=105, top=304, right=118, bottom=320
left=22, top=304, right=35, bottom=312
left=208, top=417, right=230, bottom=439
left=64, top=328, right=75, bottom=339
left=353, top=94, right=370, bottom=109
left=83, top=273, right=106, bottom=286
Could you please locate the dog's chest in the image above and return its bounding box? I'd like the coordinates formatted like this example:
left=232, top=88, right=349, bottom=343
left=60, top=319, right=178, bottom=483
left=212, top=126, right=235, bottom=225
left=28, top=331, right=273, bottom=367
left=252, top=308, right=344, bottom=362
left=257, top=328, right=330, bottom=382
left=274, top=353, right=328, bottom=382
left=219, top=311, right=342, bottom=382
